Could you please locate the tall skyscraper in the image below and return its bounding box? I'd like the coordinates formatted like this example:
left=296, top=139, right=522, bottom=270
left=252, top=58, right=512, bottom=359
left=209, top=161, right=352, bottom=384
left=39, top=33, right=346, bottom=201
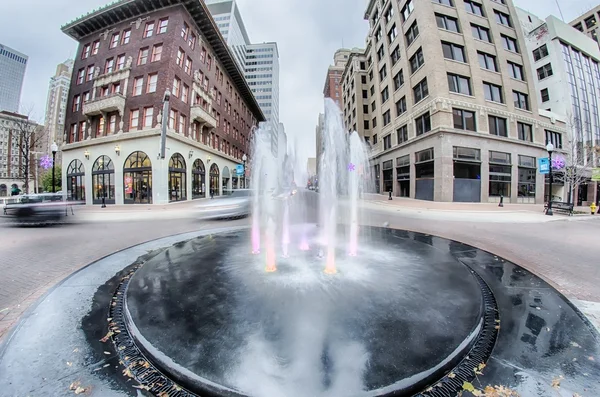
left=205, top=0, right=281, bottom=157
left=44, top=60, right=74, bottom=165
left=0, top=44, right=28, bottom=113
left=342, top=0, right=565, bottom=203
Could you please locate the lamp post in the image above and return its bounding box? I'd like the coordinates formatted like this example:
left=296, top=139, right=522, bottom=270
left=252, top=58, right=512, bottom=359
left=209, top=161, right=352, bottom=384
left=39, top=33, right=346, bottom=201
left=546, top=142, right=554, bottom=216
left=242, top=153, right=247, bottom=188
left=51, top=142, right=58, bottom=193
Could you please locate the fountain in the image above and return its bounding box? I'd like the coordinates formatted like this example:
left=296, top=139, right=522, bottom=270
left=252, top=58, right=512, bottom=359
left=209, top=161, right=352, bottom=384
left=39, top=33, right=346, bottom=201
left=120, top=99, right=499, bottom=397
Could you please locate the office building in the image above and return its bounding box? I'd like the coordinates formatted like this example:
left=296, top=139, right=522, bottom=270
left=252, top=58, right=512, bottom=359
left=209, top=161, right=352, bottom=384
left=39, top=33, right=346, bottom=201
left=204, top=0, right=250, bottom=70
left=570, top=6, right=600, bottom=49
left=518, top=9, right=600, bottom=205
left=60, top=0, right=264, bottom=205
left=0, top=44, right=28, bottom=113
left=44, top=60, right=74, bottom=165
left=341, top=49, right=370, bottom=142
left=345, top=0, right=565, bottom=203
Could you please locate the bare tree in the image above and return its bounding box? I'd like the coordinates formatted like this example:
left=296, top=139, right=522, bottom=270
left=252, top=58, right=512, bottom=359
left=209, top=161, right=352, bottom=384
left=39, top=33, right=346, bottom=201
left=552, top=114, right=595, bottom=204
left=8, top=109, right=47, bottom=194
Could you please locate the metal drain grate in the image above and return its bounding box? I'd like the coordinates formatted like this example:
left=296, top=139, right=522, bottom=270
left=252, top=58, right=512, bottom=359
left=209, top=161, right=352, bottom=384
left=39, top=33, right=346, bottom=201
left=108, top=262, right=499, bottom=397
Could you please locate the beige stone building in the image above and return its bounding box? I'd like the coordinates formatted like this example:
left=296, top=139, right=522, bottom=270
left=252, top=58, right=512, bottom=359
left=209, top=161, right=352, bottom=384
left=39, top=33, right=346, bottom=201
left=570, top=6, right=600, bottom=50
left=343, top=0, right=566, bottom=203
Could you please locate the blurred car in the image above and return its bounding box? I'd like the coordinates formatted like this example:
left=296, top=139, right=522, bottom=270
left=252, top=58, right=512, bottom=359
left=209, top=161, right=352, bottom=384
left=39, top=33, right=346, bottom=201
left=196, top=189, right=252, bottom=220
left=3, top=193, right=68, bottom=224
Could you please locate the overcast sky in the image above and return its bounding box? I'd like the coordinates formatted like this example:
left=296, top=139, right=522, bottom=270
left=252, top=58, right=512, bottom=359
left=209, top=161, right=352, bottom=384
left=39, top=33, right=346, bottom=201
left=0, top=0, right=598, bottom=157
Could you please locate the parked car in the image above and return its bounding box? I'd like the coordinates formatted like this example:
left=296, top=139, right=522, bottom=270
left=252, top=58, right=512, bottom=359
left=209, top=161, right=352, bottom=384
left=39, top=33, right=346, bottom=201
left=196, top=189, right=253, bottom=220
left=3, top=193, right=69, bottom=224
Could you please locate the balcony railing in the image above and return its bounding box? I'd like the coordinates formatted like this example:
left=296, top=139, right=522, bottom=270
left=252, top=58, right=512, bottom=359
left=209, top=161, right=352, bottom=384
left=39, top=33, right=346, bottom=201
left=83, top=93, right=126, bottom=117
left=190, top=104, right=217, bottom=129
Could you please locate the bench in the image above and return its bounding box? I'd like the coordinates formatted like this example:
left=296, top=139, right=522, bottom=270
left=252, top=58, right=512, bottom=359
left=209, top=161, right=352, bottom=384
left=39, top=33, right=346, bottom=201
left=544, top=201, right=574, bottom=216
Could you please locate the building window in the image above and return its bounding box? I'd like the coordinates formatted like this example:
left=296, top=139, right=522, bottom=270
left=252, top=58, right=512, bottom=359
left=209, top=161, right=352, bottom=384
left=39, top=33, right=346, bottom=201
left=151, top=44, right=162, bottom=62
left=471, top=24, right=491, bottom=42
left=375, top=26, right=383, bottom=42
left=585, top=15, right=597, bottom=28
left=433, top=0, right=454, bottom=5
left=448, top=73, right=472, bottom=95
left=173, top=77, right=181, bottom=98
left=144, top=22, right=155, bottom=38
left=478, top=51, right=497, bottom=71
left=133, top=77, right=143, bottom=96
left=147, top=73, right=158, bottom=93
left=537, top=63, right=553, bottom=80
left=143, top=107, right=153, bottom=128
left=494, top=10, right=512, bottom=27
left=532, top=44, right=548, bottom=61
left=130, top=109, right=140, bottom=129
left=364, top=120, right=369, bottom=129
left=388, top=24, right=398, bottom=43
left=97, top=116, right=105, bottom=136
left=108, top=115, right=117, bottom=134
left=179, top=114, right=186, bottom=134
left=138, top=47, right=149, bottom=65
left=436, top=14, right=460, bottom=32
left=464, top=0, right=484, bottom=16
left=401, top=0, right=414, bottom=21
left=397, top=125, right=408, bottom=143
left=361, top=75, right=367, bottom=84
left=383, top=134, right=392, bottom=150
left=391, top=45, right=401, bottom=65
left=188, top=33, right=196, bottom=49
left=176, top=48, right=184, bottom=67
left=86, top=65, right=94, bottom=81
left=489, top=151, right=511, bottom=197
left=372, top=117, right=378, bottom=128
left=453, top=108, right=476, bottom=131
left=442, top=42, right=466, bottom=62
left=396, top=96, right=407, bottom=116
left=501, top=35, right=518, bottom=52
left=488, top=115, right=507, bottom=137
left=112, top=83, right=121, bottom=94
left=508, top=61, right=525, bottom=80
left=393, top=70, right=404, bottom=90
left=121, top=29, right=131, bottom=45
left=182, top=84, right=189, bottom=104
left=169, top=109, right=177, bottom=130
left=545, top=130, right=562, bottom=148
left=363, top=104, right=369, bottom=114
left=117, top=54, right=126, bottom=70
left=541, top=88, right=550, bottom=102
left=104, top=58, right=114, bottom=74
left=181, top=22, right=190, bottom=40
left=413, top=78, right=429, bottom=103
left=158, top=18, right=168, bottom=34
left=72, top=95, right=81, bottom=112
left=410, top=47, right=424, bottom=73
left=91, top=41, right=100, bottom=55
left=377, top=45, right=385, bottom=61
left=405, top=21, right=419, bottom=46
left=415, top=112, right=432, bottom=136
left=82, top=44, right=90, bottom=59
left=517, top=122, right=533, bottom=141
left=513, top=91, right=529, bottom=110
left=185, top=57, right=192, bottom=75
left=379, top=64, right=387, bottom=81
left=383, top=110, right=391, bottom=126
left=110, top=33, right=120, bottom=49
left=362, top=89, right=368, bottom=99
left=518, top=155, right=536, bottom=199
left=83, top=91, right=90, bottom=103
left=76, top=69, right=84, bottom=85
left=483, top=82, right=503, bottom=103
left=381, top=86, right=389, bottom=103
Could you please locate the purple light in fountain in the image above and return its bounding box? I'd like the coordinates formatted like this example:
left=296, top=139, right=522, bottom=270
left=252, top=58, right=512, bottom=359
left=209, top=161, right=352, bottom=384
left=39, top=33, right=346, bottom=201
left=348, top=163, right=356, bottom=171
left=39, top=155, right=53, bottom=170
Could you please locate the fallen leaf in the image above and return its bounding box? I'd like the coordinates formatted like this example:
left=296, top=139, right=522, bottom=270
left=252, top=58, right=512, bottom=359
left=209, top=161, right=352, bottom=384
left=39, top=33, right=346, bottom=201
left=551, top=376, right=562, bottom=389
left=103, top=364, right=110, bottom=368
left=72, top=348, right=79, bottom=353
left=158, top=392, right=170, bottom=397
left=495, top=325, right=500, bottom=330
left=133, top=384, right=151, bottom=390
left=448, top=372, right=456, bottom=378
left=478, top=363, right=486, bottom=371
left=495, top=319, right=501, bottom=323
left=573, top=393, right=582, bottom=397
left=484, top=386, right=495, bottom=394
left=74, top=386, right=86, bottom=395
left=118, top=346, right=126, bottom=351
left=66, top=362, right=72, bottom=367
left=69, top=381, right=81, bottom=390
left=588, top=356, right=595, bottom=361
left=570, top=341, right=581, bottom=348
left=123, top=368, right=133, bottom=378
left=546, top=327, right=550, bottom=332
left=172, top=384, right=182, bottom=391
left=536, top=307, right=541, bottom=310
left=99, top=331, right=114, bottom=343
left=107, top=318, right=112, bottom=322
left=462, top=381, right=475, bottom=392
left=471, top=390, right=484, bottom=397
left=425, top=386, right=433, bottom=392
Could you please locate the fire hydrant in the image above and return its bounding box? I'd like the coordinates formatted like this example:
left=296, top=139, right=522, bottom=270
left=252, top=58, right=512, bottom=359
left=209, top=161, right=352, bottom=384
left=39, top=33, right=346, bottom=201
left=591, top=202, right=597, bottom=215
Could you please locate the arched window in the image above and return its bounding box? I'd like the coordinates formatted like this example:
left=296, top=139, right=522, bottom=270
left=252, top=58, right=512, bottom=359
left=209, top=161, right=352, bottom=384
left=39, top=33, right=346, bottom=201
left=0, top=184, right=7, bottom=197
left=67, top=159, right=86, bottom=201
left=169, top=153, right=186, bottom=202
left=222, top=166, right=231, bottom=195
left=209, top=163, right=220, bottom=197
left=123, top=151, right=152, bottom=204
left=92, top=155, right=115, bottom=204
left=192, top=159, right=206, bottom=199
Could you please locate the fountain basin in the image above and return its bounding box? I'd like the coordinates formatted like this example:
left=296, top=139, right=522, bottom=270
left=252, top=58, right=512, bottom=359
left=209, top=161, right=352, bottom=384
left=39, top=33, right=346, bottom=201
left=122, top=226, right=497, bottom=397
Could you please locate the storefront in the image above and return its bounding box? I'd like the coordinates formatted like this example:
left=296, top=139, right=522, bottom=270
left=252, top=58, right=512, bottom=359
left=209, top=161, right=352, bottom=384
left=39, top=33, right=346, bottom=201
left=192, top=159, right=206, bottom=199
left=210, top=163, right=220, bottom=197
left=169, top=153, right=187, bottom=202
left=123, top=151, right=152, bottom=204
left=92, top=155, right=115, bottom=204
left=66, top=159, right=86, bottom=201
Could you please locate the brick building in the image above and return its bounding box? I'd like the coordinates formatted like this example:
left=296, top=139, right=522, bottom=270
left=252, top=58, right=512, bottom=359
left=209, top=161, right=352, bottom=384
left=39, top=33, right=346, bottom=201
left=60, top=0, right=264, bottom=205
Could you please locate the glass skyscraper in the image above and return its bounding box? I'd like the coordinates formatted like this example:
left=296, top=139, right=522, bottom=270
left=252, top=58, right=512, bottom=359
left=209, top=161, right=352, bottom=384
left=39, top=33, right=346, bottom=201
left=0, top=44, right=28, bottom=113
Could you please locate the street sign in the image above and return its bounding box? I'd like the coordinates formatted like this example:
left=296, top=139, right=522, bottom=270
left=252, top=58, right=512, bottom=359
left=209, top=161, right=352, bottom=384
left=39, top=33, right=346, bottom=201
left=592, top=168, right=600, bottom=182
left=236, top=164, right=244, bottom=176
left=538, top=158, right=550, bottom=175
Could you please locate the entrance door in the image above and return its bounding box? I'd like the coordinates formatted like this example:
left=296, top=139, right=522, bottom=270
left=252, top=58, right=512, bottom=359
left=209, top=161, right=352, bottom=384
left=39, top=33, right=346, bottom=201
left=136, top=172, right=152, bottom=204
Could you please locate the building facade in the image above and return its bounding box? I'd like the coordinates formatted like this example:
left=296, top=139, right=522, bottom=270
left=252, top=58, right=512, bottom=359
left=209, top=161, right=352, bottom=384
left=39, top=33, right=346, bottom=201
left=323, top=48, right=353, bottom=108
left=0, top=111, right=41, bottom=196
left=0, top=44, right=28, bottom=113
left=205, top=0, right=250, bottom=70
left=341, top=49, right=370, bottom=141
left=60, top=0, right=264, bottom=205
left=349, top=0, right=565, bottom=203
left=44, top=60, right=74, bottom=166
left=518, top=10, right=600, bottom=206
left=570, top=6, right=600, bottom=50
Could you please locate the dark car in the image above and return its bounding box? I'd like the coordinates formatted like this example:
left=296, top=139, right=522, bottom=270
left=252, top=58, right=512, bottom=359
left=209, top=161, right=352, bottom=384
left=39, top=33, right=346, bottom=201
left=3, top=193, right=69, bottom=224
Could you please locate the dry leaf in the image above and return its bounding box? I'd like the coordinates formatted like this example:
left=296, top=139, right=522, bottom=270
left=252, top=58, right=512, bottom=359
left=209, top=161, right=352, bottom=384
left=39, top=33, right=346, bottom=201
left=158, top=392, right=170, bottom=397
left=462, top=382, right=475, bottom=392
left=123, top=368, right=134, bottom=378
left=425, top=386, right=433, bottom=392
left=107, top=317, right=112, bottom=322
left=484, top=386, right=495, bottom=394
left=103, top=364, right=110, bottom=368
left=495, top=325, right=500, bottom=330
left=99, top=331, right=114, bottom=343
left=472, top=390, right=484, bottom=397
left=570, top=341, right=581, bottom=348
left=72, top=348, right=79, bottom=353
left=448, top=372, right=456, bottom=378
left=103, top=351, right=111, bottom=355
left=495, top=319, right=500, bottom=323
left=66, top=362, right=72, bottom=367
left=133, top=384, right=151, bottom=390
left=551, top=376, right=562, bottom=389
left=172, top=384, right=182, bottom=391
left=589, top=356, right=595, bottom=361
left=478, top=363, right=486, bottom=371
left=69, top=381, right=81, bottom=390
left=74, top=386, right=86, bottom=395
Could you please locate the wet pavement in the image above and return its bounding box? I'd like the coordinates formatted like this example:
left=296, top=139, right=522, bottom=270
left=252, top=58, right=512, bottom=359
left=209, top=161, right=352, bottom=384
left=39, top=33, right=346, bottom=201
left=0, top=226, right=597, bottom=397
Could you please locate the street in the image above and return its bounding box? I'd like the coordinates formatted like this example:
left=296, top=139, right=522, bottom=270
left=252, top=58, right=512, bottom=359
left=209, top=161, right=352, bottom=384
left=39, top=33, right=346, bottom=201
left=0, top=204, right=599, bottom=341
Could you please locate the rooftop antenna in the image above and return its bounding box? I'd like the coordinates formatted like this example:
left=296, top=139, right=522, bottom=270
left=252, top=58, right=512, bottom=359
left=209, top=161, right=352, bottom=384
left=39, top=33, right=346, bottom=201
left=554, top=0, right=566, bottom=22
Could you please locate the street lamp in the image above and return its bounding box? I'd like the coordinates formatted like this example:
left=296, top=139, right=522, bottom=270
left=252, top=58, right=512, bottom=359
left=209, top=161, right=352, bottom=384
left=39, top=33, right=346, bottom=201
left=51, top=142, right=58, bottom=194
left=546, top=142, right=554, bottom=216
left=242, top=153, right=247, bottom=188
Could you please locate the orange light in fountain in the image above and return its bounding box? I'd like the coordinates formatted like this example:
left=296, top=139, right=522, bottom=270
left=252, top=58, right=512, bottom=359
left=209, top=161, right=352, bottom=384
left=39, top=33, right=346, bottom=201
left=324, top=249, right=337, bottom=274
left=265, top=248, right=277, bottom=273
